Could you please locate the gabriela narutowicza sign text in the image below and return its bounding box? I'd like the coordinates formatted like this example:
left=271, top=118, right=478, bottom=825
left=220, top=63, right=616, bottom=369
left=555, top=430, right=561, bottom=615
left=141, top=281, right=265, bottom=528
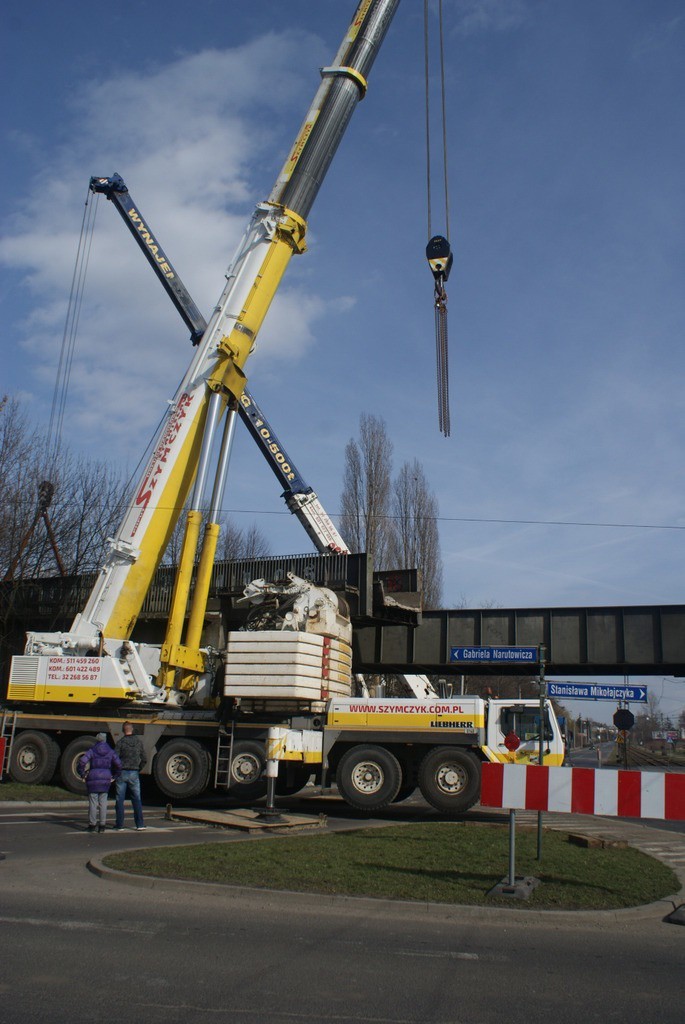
left=450, top=646, right=539, bottom=665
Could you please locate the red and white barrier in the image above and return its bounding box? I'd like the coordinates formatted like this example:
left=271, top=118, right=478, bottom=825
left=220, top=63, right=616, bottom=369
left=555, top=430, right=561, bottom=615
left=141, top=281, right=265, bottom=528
left=480, top=763, right=685, bottom=821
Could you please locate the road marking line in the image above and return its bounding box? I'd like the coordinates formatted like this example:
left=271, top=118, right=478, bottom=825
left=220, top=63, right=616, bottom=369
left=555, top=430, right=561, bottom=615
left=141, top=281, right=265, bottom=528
left=0, top=915, right=163, bottom=934
left=59, top=825, right=211, bottom=836
left=138, top=1004, right=452, bottom=1022
left=395, top=949, right=479, bottom=961
left=0, top=821, right=48, bottom=826
left=0, top=810, right=85, bottom=817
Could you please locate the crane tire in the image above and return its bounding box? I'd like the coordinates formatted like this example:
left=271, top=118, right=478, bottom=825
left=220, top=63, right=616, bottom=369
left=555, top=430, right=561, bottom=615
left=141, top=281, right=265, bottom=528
left=9, top=730, right=60, bottom=786
left=152, top=739, right=211, bottom=800
left=336, top=745, right=402, bottom=811
left=418, top=746, right=481, bottom=816
left=228, top=740, right=267, bottom=802
left=60, top=736, right=97, bottom=794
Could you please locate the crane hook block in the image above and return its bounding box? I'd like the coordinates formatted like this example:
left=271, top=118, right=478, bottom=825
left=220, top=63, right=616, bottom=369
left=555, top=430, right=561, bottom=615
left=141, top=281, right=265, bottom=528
left=426, top=235, right=453, bottom=283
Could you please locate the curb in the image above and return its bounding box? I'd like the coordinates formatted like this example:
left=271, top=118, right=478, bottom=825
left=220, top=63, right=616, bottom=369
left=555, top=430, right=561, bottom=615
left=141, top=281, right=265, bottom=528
left=0, top=800, right=87, bottom=808
left=86, top=844, right=685, bottom=927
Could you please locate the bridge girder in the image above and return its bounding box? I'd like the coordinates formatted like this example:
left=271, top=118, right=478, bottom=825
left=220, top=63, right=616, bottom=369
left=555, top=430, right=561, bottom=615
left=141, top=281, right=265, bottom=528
left=353, top=605, right=685, bottom=677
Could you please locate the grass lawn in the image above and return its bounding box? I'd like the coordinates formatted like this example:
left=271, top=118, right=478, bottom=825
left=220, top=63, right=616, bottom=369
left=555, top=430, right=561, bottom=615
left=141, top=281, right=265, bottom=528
left=0, top=781, right=81, bottom=801
left=104, top=822, right=680, bottom=910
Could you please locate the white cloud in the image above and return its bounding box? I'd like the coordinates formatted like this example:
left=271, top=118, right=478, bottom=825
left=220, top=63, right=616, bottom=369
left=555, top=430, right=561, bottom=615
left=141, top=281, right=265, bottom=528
left=0, top=30, right=353, bottom=458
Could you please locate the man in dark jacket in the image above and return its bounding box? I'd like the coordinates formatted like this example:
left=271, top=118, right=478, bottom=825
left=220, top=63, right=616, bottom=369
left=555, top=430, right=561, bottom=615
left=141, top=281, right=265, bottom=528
left=78, top=733, right=122, bottom=833
left=114, top=722, right=147, bottom=831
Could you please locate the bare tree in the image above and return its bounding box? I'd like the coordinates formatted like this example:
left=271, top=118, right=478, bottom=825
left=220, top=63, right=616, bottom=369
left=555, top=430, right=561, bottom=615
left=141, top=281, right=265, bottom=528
left=340, top=413, right=394, bottom=570
left=1, top=395, right=128, bottom=578
left=218, top=518, right=271, bottom=560
left=0, top=397, right=128, bottom=677
left=460, top=674, right=538, bottom=700
left=162, top=513, right=271, bottom=566
left=48, top=455, right=126, bottom=574
left=162, top=506, right=190, bottom=567
left=646, top=690, right=663, bottom=728
left=0, top=397, right=49, bottom=578
left=389, top=459, right=443, bottom=608
left=217, top=519, right=244, bottom=562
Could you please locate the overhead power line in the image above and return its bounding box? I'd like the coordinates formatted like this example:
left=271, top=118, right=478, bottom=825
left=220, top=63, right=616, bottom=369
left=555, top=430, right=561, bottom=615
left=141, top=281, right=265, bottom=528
left=430, top=515, right=685, bottom=532
left=8, top=492, right=684, bottom=533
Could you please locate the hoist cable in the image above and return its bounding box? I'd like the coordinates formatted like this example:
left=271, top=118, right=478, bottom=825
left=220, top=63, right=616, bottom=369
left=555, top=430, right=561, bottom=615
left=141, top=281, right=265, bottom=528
left=437, top=0, right=451, bottom=240
left=424, top=0, right=432, bottom=238
left=424, top=0, right=451, bottom=242
left=56, top=190, right=99, bottom=459
left=424, top=0, right=452, bottom=436
left=20, top=186, right=100, bottom=577
left=46, top=187, right=100, bottom=471
left=436, top=0, right=452, bottom=443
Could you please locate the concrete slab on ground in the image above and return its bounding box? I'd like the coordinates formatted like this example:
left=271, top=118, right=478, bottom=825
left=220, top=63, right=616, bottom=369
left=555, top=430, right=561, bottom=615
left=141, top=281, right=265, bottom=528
left=165, top=805, right=327, bottom=832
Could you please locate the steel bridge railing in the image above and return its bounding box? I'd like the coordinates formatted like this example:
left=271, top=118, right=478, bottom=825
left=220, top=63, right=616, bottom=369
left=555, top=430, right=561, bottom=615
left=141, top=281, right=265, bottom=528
left=0, top=552, right=368, bottom=623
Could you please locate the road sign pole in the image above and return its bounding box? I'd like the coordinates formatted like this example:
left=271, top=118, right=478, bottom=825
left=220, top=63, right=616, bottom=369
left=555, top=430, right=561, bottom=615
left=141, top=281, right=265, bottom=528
left=537, top=644, right=547, bottom=861
left=508, top=809, right=516, bottom=886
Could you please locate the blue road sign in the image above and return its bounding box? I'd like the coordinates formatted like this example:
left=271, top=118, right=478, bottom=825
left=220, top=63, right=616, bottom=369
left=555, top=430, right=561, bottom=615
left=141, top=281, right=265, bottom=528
left=546, top=682, right=648, bottom=703
left=450, top=645, right=539, bottom=665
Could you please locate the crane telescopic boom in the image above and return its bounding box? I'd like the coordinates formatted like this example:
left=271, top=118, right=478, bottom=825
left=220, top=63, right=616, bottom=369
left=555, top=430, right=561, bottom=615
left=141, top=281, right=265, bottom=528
left=17, top=1, right=400, bottom=706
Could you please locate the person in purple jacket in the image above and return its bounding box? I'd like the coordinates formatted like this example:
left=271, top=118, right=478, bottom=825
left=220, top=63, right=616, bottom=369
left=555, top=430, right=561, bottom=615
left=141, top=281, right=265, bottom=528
left=78, top=733, right=122, bottom=833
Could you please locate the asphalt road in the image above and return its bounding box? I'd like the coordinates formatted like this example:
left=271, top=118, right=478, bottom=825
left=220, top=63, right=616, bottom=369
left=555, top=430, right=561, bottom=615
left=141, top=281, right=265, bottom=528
left=1, top=799, right=684, bottom=1024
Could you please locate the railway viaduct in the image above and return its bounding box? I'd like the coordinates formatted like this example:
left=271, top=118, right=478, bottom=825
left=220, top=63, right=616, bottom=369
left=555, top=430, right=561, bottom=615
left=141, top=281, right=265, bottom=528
left=2, top=552, right=684, bottom=679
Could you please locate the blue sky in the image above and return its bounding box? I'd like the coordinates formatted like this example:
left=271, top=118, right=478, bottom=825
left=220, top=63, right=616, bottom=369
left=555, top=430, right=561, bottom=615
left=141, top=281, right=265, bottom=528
left=1, top=1, right=684, bottom=724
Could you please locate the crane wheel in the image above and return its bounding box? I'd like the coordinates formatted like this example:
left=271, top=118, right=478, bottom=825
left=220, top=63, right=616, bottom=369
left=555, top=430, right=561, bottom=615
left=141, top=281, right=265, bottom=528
left=9, top=730, right=60, bottom=786
left=228, top=741, right=268, bottom=802
left=152, top=739, right=211, bottom=799
left=418, top=747, right=481, bottom=816
left=60, top=736, right=96, bottom=794
left=335, top=745, right=402, bottom=811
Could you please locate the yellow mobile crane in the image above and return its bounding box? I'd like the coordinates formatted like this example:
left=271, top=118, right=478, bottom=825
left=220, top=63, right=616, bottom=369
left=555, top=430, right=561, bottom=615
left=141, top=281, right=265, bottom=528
left=3, top=0, right=564, bottom=810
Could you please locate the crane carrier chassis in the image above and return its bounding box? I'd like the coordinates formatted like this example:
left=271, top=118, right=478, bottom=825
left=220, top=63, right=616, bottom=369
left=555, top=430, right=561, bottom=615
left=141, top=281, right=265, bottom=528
left=2, top=691, right=564, bottom=814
